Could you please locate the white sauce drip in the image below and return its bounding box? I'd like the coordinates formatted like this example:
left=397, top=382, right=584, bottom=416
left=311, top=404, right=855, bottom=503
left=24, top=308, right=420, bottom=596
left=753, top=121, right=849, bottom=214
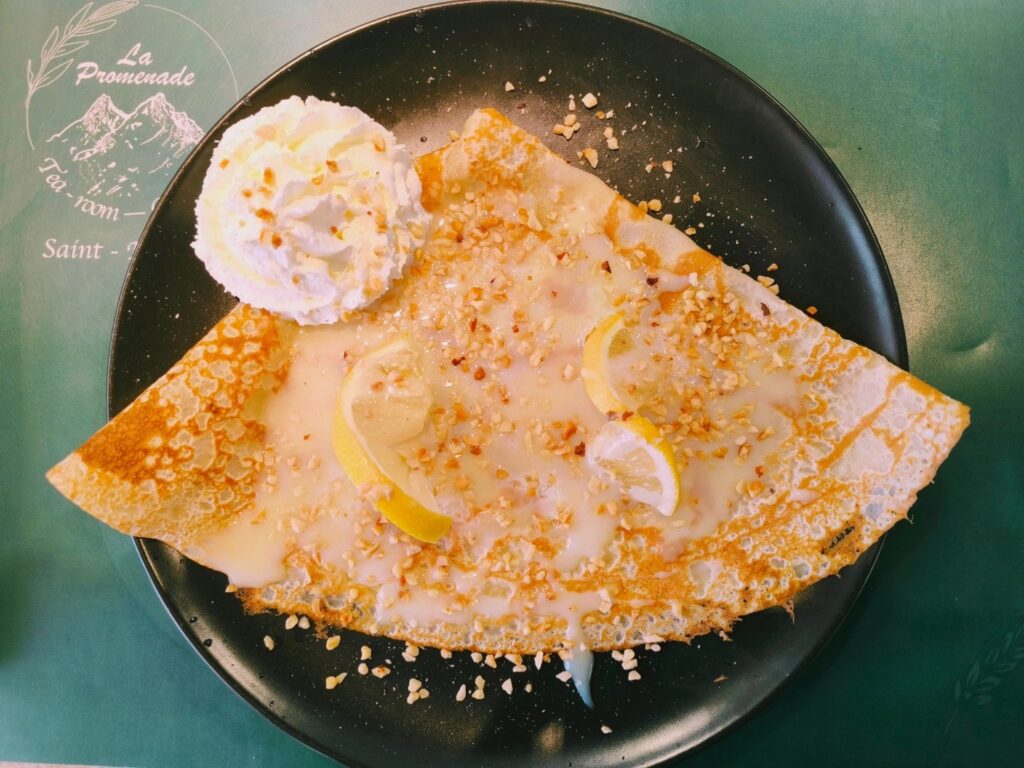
left=563, top=650, right=595, bottom=708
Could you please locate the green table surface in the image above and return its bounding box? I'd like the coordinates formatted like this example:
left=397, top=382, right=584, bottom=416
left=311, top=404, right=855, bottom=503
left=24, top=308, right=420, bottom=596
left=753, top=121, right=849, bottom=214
left=2, top=1, right=1021, bottom=766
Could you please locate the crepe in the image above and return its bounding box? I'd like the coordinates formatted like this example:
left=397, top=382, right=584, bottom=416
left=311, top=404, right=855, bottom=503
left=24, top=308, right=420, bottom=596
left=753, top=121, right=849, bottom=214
left=48, top=109, right=968, bottom=654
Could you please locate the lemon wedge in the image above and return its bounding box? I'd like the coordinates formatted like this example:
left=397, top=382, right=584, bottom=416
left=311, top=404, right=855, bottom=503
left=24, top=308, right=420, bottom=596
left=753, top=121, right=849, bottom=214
left=332, top=337, right=451, bottom=543
left=581, top=312, right=643, bottom=414
left=587, top=415, right=681, bottom=516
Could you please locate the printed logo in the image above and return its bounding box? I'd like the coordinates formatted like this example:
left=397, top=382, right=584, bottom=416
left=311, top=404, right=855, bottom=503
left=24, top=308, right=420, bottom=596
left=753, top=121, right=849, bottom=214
left=48, top=92, right=203, bottom=201
left=25, top=1, right=139, bottom=152
left=26, top=1, right=238, bottom=257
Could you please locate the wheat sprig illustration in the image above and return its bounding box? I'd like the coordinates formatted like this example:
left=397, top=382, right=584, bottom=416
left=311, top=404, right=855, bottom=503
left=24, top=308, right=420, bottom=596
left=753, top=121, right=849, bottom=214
left=953, top=618, right=1024, bottom=708
left=24, top=0, right=138, bottom=149
left=940, top=614, right=1024, bottom=744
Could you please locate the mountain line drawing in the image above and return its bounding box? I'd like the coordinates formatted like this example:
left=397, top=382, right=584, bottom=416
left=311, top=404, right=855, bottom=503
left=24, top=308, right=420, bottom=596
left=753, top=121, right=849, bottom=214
left=48, top=92, right=204, bottom=200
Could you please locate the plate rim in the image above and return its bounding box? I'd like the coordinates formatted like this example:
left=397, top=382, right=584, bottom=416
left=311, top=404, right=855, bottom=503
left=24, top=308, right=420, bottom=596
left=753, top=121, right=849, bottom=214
left=108, top=1, right=907, bottom=765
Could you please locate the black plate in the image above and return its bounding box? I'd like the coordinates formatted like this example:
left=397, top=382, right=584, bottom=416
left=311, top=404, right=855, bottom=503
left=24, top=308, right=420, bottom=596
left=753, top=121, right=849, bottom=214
left=111, top=2, right=906, bottom=766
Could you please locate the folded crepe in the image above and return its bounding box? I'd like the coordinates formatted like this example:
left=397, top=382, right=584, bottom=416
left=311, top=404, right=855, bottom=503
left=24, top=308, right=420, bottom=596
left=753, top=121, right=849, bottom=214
left=48, top=109, right=968, bottom=654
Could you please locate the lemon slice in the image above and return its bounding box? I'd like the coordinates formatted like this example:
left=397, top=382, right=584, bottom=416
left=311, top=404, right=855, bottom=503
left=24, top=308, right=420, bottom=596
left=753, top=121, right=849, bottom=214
left=587, top=415, right=681, bottom=516
left=332, top=337, right=451, bottom=543
left=581, top=312, right=643, bottom=414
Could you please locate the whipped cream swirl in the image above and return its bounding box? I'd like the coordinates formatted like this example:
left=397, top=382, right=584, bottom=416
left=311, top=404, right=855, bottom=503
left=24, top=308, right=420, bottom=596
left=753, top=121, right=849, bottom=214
left=193, top=96, right=428, bottom=324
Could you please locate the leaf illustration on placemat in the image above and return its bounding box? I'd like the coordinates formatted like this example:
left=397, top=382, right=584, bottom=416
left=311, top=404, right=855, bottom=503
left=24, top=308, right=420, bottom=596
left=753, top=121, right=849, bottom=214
left=942, top=614, right=1024, bottom=745
left=952, top=617, right=1024, bottom=709
left=24, top=1, right=138, bottom=149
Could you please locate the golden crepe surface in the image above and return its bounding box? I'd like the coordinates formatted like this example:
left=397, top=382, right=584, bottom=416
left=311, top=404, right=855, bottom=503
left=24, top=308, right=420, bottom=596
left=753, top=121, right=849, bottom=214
left=48, top=109, right=968, bottom=654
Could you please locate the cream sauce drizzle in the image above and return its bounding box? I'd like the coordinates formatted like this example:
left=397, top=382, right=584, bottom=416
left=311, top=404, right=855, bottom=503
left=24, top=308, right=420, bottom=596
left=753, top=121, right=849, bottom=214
left=191, top=174, right=806, bottom=646
left=564, top=650, right=595, bottom=708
